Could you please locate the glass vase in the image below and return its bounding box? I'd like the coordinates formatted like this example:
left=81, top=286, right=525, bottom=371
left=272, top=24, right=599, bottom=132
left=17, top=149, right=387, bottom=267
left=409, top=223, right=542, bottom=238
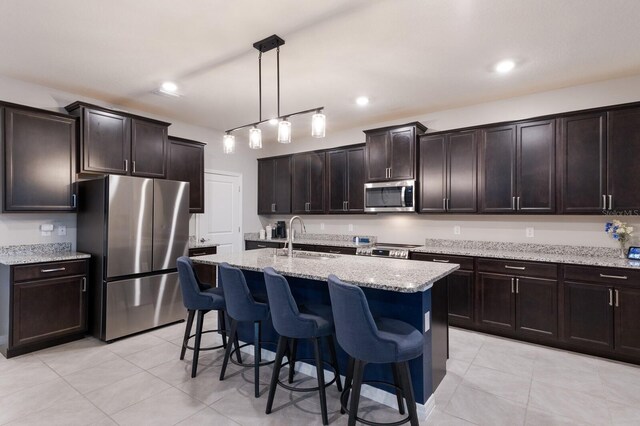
left=619, top=242, right=628, bottom=259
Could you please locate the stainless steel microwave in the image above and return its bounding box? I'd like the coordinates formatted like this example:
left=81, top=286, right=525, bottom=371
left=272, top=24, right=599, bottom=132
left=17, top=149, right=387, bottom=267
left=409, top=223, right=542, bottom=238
left=364, top=180, right=415, bottom=213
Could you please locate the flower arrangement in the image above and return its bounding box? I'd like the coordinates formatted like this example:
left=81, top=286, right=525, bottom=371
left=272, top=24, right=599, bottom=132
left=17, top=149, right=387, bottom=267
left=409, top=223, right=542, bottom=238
left=605, top=220, right=634, bottom=257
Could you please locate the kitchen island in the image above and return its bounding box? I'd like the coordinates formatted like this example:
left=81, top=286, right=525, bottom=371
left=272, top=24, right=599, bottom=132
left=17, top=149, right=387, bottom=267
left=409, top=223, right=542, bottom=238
left=193, top=248, right=459, bottom=417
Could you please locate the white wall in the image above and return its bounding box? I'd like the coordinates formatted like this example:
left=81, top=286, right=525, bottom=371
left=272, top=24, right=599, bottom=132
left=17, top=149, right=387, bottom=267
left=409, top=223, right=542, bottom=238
left=0, top=75, right=262, bottom=248
left=260, top=74, right=640, bottom=248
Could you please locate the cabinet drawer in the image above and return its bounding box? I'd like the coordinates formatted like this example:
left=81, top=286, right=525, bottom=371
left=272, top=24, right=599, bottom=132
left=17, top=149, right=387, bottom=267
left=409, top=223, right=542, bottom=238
left=563, top=265, right=640, bottom=286
left=411, top=252, right=474, bottom=270
left=477, top=258, right=558, bottom=279
left=13, top=260, right=87, bottom=282
left=188, top=246, right=217, bottom=257
left=321, top=246, right=357, bottom=255
left=245, top=240, right=284, bottom=250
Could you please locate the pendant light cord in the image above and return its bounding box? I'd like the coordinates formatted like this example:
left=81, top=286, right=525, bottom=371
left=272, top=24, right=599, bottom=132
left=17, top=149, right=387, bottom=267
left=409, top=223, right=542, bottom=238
left=258, top=51, right=262, bottom=122
left=277, top=46, right=280, bottom=118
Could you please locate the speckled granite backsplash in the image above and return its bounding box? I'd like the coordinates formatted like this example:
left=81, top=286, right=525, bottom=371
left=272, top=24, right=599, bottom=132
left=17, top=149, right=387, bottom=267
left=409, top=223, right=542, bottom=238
left=245, top=233, right=377, bottom=243
left=0, top=242, right=72, bottom=256
left=423, top=238, right=619, bottom=258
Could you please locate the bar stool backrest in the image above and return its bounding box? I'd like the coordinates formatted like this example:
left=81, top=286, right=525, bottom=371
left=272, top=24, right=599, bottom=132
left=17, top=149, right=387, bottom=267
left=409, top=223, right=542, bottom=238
left=177, top=256, right=218, bottom=311
left=218, top=262, right=260, bottom=322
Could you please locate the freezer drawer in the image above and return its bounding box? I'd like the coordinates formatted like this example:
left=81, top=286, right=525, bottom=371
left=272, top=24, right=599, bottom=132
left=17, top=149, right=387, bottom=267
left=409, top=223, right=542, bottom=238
left=153, top=179, right=189, bottom=271
left=105, top=272, right=184, bottom=341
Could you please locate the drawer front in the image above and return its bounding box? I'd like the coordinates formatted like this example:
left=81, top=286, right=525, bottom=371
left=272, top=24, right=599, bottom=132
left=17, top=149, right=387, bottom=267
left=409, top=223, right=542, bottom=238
left=292, top=244, right=321, bottom=252
left=411, top=252, right=474, bottom=270
left=13, top=260, right=87, bottom=282
left=321, top=246, right=357, bottom=255
left=245, top=240, right=284, bottom=250
left=188, top=246, right=217, bottom=257
left=477, top=258, right=558, bottom=279
left=563, top=265, right=640, bottom=286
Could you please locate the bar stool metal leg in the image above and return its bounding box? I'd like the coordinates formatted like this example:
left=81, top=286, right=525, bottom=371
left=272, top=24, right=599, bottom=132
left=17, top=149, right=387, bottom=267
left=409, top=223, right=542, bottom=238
left=180, top=310, right=195, bottom=360
left=327, top=335, right=343, bottom=392
left=218, top=310, right=228, bottom=349
left=313, top=338, right=329, bottom=425
left=191, top=310, right=205, bottom=378
left=266, top=336, right=289, bottom=414
left=288, top=339, right=298, bottom=384
left=341, top=356, right=355, bottom=415
left=219, top=318, right=239, bottom=381
left=254, top=321, right=262, bottom=398
left=391, top=363, right=406, bottom=415
left=348, top=359, right=366, bottom=426
left=398, top=362, right=419, bottom=426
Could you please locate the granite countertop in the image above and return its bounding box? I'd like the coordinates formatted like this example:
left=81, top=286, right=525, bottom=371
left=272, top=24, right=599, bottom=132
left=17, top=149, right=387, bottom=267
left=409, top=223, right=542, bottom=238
left=0, top=243, right=90, bottom=266
left=192, top=248, right=458, bottom=293
left=189, top=241, right=220, bottom=249
left=411, top=239, right=640, bottom=270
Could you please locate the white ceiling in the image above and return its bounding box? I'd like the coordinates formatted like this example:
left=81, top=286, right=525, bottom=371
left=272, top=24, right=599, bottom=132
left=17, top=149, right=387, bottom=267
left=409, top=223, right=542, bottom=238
left=1, top=0, right=640, bottom=140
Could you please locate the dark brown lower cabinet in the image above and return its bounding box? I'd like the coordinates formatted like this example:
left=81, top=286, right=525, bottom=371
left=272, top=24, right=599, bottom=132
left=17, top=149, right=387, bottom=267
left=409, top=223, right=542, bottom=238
left=563, top=281, right=614, bottom=350
left=446, top=271, right=474, bottom=326
left=615, top=286, right=640, bottom=357
left=1, top=260, right=88, bottom=358
left=477, top=272, right=515, bottom=331
left=515, top=277, right=558, bottom=339
left=189, top=246, right=217, bottom=287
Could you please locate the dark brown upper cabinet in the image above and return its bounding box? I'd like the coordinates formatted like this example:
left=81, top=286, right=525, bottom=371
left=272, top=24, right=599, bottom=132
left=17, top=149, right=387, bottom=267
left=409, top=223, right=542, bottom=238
left=292, top=152, right=325, bottom=214
left=479, top=119, right=555, bottom=213
left=326, top=145, right=365, bottom=213
left=65, top=102, right=169, bottom=177
left=258, top=156, right=291, bottom=214
left=419, top=130, right=477, bottom=213
left=557, top=112, right=607, bottom=213
left=167, top=137, right=205, bottom=214
left=607, top=107, right=640, bottom=211
left=3, top=105, right=77, bottom=212
left=364, top=122, right=426, bottom=182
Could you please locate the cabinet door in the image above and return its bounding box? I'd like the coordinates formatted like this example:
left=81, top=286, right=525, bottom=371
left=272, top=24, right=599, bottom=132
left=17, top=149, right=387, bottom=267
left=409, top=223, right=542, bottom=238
left=447, top=131, right=477, bottom=212
left=273, top=157, right=291, bottom=214
left=82, top=108, right=131, bottom=174
left=4, top=108, right=76, bottom=212
left=189, top=247, right=217, bottom=287
left=448, top=270, right=474, bottom=327
left=167, top=139, right=204, bottom=213
left=477, top=272, right=515, bottom=331
left=515, top=277, right=558, bottom=339
left=558, top=113, right=607, bottom=213
left=307, top=152, right=325, bottom=213
left=389, top=127, right=415, bottom=180
left=517, top=119, right=555, bottom=213
left=366, top=131, right=389, bottom=182
left=418, top=134, right=446, bottom=212
left=479, top=125, right=516, bottom=212
left=131, top=119, right=167, bottom=178
left=563, top=281, right=613, bottom=350
left=608, top=107, right=640, bottom=211
left=614, top=286, right=640, bottom=356
left=12, top=276, right=87, bottom=348
left=257, top=159, right=275, bottom=214
left=292, top=153, right=309, bottom=213
left=346, top=147, right=365, bottom=212
left=327, top=149, right=347, bottom=213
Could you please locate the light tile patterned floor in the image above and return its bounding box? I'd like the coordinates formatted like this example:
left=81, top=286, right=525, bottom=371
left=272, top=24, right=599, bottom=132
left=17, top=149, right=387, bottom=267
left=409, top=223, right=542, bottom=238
left=1, top=318, right=639, bottom=425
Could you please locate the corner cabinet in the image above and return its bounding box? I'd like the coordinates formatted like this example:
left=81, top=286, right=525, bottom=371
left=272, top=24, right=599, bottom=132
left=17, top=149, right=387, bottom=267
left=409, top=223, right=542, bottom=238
left=66, top=102, right=169, bottom=178
left=3, top=105, right=77, bottom=212
left=326, top=145, right=365, bottom=213
left=418, top=130, right=477, bottom=213
left=292, top=152, right=325, bottom=214
left=258, top=156, right=291, bottom=214
left=479, top=119, right=555, bottom=213
left=607, top=107, right=640, bottom=211
left=364, top=122, right=426, bottom=182
left=167, top=137, right=205, bottom=213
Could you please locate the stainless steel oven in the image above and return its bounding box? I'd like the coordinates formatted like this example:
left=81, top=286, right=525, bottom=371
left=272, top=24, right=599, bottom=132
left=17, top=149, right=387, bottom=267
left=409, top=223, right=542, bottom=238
left=364, top=180, right=415, bottom=213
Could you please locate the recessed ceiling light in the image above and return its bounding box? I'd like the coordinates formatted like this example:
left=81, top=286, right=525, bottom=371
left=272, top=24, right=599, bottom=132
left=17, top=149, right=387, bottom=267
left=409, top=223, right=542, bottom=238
left=495, top=60, right=515, bottom=74
left=269, top=118, right=279, bottom=125
left=161, top=81, right=178, bottom=93
left=356, top=96, right=369, bottom=106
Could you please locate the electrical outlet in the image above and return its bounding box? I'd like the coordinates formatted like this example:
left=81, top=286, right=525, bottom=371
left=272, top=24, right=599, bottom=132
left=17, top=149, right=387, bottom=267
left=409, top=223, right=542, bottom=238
left=40, top=224, right=53, bottom=237
left=57, top=225, right=67, bottom=236
left=348, top=224, right=354, bottom=232
left=320, top=223, right=325, bottom=230
left=453, top=226, right=461, bottom=235
left=526, top=227, right=535, bottom=238
left=424, top=311, right=431, bottom=332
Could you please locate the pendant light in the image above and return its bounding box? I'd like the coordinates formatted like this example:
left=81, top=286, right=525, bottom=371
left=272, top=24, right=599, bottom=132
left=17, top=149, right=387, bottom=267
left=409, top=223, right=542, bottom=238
left=222, top=34, right=326, bottom=153
left=223, top=133, right=236, bottom=154
left=277, top=118, right=291, bottom=143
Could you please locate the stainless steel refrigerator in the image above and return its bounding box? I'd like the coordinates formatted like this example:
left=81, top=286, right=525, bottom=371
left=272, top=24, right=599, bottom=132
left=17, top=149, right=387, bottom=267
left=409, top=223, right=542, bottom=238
left=77, top=175, right=189, bottom=341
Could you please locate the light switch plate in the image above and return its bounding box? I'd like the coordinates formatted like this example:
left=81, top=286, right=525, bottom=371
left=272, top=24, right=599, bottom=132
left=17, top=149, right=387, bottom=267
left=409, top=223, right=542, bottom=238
left=453, top=225, right=461, bottom=235
left=526, top=227, right=535, bottom=238
left=424, top=311, right=430, bottom=332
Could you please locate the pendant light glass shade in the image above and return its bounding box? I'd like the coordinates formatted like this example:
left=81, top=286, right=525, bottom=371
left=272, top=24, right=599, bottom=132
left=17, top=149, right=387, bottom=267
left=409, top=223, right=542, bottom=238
left=249, top=127, right=262, bottom=149
left=223, top=133, right=236, bottom=154
left=277, top=119, right=291, bottom=144
left=311, top=112, right=326, bottom=138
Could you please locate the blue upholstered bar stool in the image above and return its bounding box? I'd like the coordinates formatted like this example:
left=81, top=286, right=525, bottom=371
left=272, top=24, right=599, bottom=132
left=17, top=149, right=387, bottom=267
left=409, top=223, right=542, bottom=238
left=263, top=267, right=342, bottom=426
left=327, top=274, right=422, bottom=426
left=176, top=257, right=228, bottom=378
left=218, top=262, right=275, bottom=398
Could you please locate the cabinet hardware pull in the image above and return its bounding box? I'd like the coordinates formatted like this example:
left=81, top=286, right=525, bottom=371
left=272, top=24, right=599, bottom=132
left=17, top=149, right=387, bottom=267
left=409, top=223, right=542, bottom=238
left=517, top=196, right=521, bottom=210
left=82, top=277, right=87, bottom=292
left=608, top=195, right=613, bottom=210
left=124, top=159, right=128, bottom=172
left=132, top=161, right=136, bottom=173
left=329, top=250, right=341, bottom=254
left=345, top=200, right=348, bottom=211
left=388, top=167, right=392, bottom=178
left=72, top=194, right=77, bottom=208
left=516, top=278, right=519, bottom=293
left=511, top=278, right=515, bottom=293
left=615, top=289, right=619, bottom=307
left=599, top=273, right=628, bottom=280
left=446, top=198, right=450, bottom=211
left=443, top=198, right=446, bottom=210
left=505, top=265, right=526, bottom=270
left=257, top=244, right=267, bottom=248
left=432, top=259, right=450, bottom=263
left=609, top=288, right=613, bottom=306
left=41, top=267, right=66, bottom=273
left=602, top=194, right=606, bottom=209
left=191, top=252, right=207, bottom=256
left=271, top=203, right=276, bottom=212
left=512, top=196, right=516, bottom=210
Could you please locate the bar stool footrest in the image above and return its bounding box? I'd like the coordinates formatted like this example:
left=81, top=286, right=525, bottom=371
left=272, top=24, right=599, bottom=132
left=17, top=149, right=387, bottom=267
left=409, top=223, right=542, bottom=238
left=276, top=358, right=338, bottom=392
left=229, top=341, right=276, bottom=368
left=183, top=329, right=226, bottom=352
left=341, top=380, right=411, bottom=426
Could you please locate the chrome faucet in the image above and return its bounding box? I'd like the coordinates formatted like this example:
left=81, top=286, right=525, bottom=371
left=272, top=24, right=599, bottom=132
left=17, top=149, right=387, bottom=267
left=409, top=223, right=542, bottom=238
left=288, top=216, right=306, bottom=257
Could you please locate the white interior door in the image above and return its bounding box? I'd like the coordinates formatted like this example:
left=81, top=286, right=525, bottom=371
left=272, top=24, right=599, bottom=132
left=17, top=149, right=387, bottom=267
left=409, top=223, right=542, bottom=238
left=197, top=171, right=242, bottom=254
